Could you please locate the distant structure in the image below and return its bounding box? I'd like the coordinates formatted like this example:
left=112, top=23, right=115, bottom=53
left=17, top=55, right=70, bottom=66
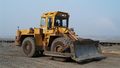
left=100, top=42, right=120, bottom=46
left=0, top=39, right=14, bottom=43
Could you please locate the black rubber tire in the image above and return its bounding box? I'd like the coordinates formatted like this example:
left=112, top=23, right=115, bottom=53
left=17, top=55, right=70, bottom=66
left=51, top=37, right=71, bottom=61
left=51, top=37, right=71, bottom=53
left=21, top=37, right=37, bottom=57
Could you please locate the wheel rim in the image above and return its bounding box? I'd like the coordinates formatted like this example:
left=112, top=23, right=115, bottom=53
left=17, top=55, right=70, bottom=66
left=55, top=45, right=63, bottom=52
left=53, top=42, right=64, bottom=53
left=23, top=41, right=32, bottom=55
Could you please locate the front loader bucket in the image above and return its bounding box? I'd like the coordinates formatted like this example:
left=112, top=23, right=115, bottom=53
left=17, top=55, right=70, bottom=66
left=71, top=39, right=103, bottom=62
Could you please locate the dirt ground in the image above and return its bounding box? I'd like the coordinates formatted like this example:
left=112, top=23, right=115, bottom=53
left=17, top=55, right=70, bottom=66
left=0, top=42, right=120, bottom=68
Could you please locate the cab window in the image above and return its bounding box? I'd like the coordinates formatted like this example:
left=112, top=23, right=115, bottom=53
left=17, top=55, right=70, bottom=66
left=48, top=18, right=52, bottom=29
left=55, top=18, right=68, bottom=27
left=40, top=17, right=46, bottom=26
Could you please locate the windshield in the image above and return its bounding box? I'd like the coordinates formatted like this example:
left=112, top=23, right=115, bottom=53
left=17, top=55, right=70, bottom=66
left=55, top=18, right=68, bottom=27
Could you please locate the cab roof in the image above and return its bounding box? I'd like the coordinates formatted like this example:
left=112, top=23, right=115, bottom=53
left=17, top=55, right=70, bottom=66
left=41, top=11, right=69, bottom=18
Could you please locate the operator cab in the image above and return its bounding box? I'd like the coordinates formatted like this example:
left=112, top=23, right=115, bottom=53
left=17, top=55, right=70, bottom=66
left=40, top=11, right=69, bottom=29
left=55, top=14, right=69, bottom=27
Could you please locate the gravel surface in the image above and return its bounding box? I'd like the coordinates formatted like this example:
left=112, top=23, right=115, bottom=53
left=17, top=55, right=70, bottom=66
left=0, top=42, right=120, bottom=68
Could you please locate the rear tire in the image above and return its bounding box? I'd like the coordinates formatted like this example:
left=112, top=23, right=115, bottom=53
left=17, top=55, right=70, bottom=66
left=22, top=37, right=42, bottom=57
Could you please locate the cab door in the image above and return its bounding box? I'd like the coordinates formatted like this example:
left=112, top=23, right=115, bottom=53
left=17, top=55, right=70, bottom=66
left=46, top=17, right=54, bottom=34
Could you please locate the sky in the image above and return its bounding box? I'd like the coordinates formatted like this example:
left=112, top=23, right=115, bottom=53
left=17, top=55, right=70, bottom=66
left=0, top=0, right=120, bottom=39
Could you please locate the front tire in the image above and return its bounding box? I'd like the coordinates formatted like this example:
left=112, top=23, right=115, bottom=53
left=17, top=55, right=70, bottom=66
left=51, top=37, right=71, bottom=61
left=51, top=37, right=71, bottom=53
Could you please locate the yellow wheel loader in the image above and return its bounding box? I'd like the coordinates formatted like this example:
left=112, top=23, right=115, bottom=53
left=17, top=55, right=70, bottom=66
left=15, top=11, right=103, bottom=62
